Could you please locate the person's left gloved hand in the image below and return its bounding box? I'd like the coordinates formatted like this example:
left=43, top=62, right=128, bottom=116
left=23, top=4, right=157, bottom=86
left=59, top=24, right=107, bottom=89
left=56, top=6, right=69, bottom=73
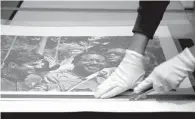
left=134, top=48, right=195, bottom=93
left=94, top=50, right=147, bottom=98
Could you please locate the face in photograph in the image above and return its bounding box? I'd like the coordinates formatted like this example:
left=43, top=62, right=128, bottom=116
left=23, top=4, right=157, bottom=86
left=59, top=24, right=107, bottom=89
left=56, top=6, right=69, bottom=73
left=73, top=53, right=107, bottom=76
left=2, top=49, right=44, bottom=82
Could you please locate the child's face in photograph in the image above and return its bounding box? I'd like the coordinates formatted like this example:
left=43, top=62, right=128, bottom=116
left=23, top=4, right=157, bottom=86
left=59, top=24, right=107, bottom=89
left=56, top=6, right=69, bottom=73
left=75, top=54, right=106, bottom=74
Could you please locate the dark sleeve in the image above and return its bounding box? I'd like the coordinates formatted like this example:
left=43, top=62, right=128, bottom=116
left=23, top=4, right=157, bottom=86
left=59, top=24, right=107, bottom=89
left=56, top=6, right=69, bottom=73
left=132, top=1, right=170, bottom=39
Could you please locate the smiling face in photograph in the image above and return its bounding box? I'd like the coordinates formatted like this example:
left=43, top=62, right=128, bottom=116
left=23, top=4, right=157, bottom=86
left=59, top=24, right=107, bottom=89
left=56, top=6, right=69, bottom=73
left=75, top=53, right=106, bottom=74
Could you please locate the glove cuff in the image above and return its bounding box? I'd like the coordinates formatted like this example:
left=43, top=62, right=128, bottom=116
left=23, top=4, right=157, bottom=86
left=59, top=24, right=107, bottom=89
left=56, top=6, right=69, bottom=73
left=125, top=49, right=147, bottom=69
left=177, top=48, right=195, bottom=72
left=126, top=49, right=145, bottom=58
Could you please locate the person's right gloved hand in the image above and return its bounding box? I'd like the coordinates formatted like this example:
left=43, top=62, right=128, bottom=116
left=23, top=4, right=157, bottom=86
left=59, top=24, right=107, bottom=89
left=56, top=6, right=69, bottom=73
left=134, top=48, right=195, bottom=93
left=95, top=50, right=146, bottom=98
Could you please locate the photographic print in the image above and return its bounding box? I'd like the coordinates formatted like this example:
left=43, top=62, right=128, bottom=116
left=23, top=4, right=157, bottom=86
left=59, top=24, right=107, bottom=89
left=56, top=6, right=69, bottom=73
left=1, top=25, right=194, bottom=95
left=1, top=35, right=165, bottom=92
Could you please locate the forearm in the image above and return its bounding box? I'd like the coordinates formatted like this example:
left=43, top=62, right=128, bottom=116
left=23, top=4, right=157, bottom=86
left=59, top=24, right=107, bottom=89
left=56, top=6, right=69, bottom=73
left=128, top=33, right=149, bottom=55
left=129, top=1, right=170, bottom=55
left=132, top=1, right=170, bottom=39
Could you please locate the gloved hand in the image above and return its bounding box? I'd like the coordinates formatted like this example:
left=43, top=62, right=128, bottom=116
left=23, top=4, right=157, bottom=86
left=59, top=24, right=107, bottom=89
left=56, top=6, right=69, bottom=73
left=134, top=48, right=195, bottom=93
left=94, top=50, right=146, bottom=98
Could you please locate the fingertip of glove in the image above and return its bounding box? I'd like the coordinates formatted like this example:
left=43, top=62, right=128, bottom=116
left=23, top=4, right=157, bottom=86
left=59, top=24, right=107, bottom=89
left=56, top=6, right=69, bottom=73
left=100, top=95, right=108, bottom=99
left=94, top=87, right=101, bottom=98
left=133, top=87, right=142, bottom=94
left=94, top=92, right=101, bottom=98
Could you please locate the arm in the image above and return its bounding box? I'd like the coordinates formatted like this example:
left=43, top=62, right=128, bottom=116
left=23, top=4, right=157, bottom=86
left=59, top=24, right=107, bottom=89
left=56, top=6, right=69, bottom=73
left=132, top=1, right=195, bottom=93
left=133, top=1, right=170, bottom=39
left=94, top=1, right=170, bottom=98
left=129, top=1, right=170, bottom=55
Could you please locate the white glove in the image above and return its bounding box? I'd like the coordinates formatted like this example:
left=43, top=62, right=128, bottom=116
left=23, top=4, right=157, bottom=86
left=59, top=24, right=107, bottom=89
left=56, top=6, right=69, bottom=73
left=134, top=48, right=195, bottom=93
left=94, top=50, right=146, bottom=98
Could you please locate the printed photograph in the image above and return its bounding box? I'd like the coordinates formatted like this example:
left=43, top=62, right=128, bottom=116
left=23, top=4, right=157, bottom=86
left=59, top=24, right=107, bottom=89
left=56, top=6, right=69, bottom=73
left=1, top=35, right=166, bottom=92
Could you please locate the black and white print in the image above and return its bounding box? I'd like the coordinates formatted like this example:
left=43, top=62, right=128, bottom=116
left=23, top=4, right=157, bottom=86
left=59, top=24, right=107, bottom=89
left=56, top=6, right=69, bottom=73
left=1, top=35, right=166, bottom=92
